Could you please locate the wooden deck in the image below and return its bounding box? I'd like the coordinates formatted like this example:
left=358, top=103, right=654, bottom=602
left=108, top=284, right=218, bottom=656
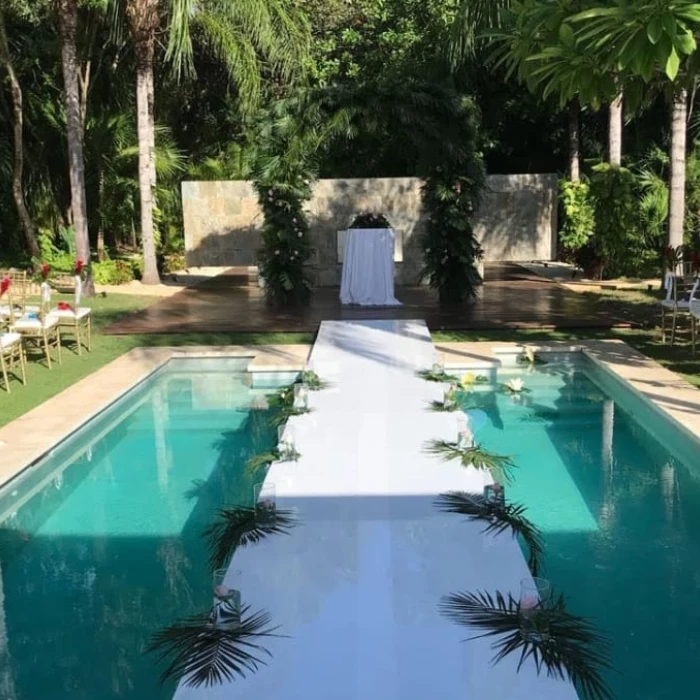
left=104, top=264, right=643, bottom=335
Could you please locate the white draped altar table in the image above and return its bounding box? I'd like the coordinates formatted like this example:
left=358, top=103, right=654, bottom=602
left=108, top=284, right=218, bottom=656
left=339, top=228, right=402, bottom=306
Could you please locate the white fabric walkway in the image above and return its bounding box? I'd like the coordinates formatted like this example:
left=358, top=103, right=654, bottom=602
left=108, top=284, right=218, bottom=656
left=176, top=320, right=578, bottom=700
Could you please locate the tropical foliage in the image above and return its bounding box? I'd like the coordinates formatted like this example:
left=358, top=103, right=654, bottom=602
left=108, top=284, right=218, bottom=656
left=205, top=504, right=298, bottom=571
left=148, top=604, right=281, bottom=688
left=416, top=368, right=461, bottom=383
left=558, top=178, right=595, bottom=254
left=424, top=438, right=517, bottom=483
left=435, top=490, right=544, bottom=574
left=439, top=590, right=612, bottom=700
left=419, top=95, right=485, bottom=303
left=6, top=0, right=700, bottom=288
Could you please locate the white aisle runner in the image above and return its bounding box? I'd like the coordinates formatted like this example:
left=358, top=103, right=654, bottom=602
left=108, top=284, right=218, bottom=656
left=175, top=320, right=577, bottom=700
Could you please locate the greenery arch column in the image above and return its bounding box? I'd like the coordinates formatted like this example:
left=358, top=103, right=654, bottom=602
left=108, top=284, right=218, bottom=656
left=252, top=82, right=485, bottom=307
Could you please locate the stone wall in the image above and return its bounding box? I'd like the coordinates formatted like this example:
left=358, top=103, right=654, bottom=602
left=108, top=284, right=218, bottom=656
left=182, top=174, right=557, bottom=285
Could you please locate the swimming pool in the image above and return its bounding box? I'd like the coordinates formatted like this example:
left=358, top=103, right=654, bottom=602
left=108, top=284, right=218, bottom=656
left=1, top=349, right=699, bottom=700
left=462, top=356, right=700, bottom=700
left=0, top=359, right=282, bottom=700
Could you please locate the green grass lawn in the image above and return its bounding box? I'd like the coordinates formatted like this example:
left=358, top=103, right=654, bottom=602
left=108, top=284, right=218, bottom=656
left=1, top=285, right=697, bottom=429
left=0, top=293, right=313, bottom=428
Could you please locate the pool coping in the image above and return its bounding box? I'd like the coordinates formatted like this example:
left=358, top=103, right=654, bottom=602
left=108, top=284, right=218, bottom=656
left=1, top=338, right=699, bottom=491
left=0, top=344, right=311, bottom=488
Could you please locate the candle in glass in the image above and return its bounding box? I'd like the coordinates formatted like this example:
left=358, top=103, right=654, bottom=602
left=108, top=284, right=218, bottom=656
left=277, top=424, right=295, bottom=458
left=484, top=482, right=505, bottom=508
left=294, top=383, right=309, bottom=410
left=456, top=412, right=473, bottom=449
left=519, top=577, right=552, bottom=642
left=254, top=481, right=276, bottom=511
left=212, top=568, right=242, bottom=630
left=432, top=353, right=445, bottom=375
left=444, top=383, right=457, bottom=409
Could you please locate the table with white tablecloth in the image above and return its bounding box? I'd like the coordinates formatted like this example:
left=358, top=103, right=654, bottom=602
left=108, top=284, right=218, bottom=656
left=339, top=227, right=402, bottom=306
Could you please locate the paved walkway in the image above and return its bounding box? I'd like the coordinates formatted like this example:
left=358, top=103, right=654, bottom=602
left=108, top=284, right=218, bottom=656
left=105, top=264, right=643, bottom=335
left=176, top=320, right=577, bottom=700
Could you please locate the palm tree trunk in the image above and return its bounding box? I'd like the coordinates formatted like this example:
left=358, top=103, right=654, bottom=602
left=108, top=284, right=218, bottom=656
left=146, top=65, right=156, bottom=189
left=97, top=165, right=105, bottom=261
left=136, top=59, right=160, bottom=284
left=127, top=0, right=160, bottom=284
left=57, top=0, right=94, bottom=295
left=668, top=87, right=688, bottom=248
left=608, top=92, right=623, bottom=166
left=568, top=101, right=580, bottom=182
left=0, top=10, right=40, bottom=260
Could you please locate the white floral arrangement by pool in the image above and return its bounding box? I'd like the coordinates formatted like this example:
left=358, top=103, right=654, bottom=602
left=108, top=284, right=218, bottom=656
left=506, top=378, right=525, bottom=393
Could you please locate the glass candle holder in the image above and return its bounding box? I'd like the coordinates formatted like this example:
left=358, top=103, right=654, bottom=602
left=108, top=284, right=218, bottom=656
left=456, top=412, right=473, bottom=449
left=254, top=481, right=276, bottom=511
left=519, top=577, right=552, bottom=642
left=444, top=384, right=457, bottom=409
left=277, top=424, right=296, bottom=459
left=457, top=429, right=473, bottom=450
left=293, top=383, right=309, bottom=410
left=212, top=568, right=242, bottom=630
left=456, top=412, right=467, bottom=432
left=484, top=482, right=505, bottom=508
left=432, top=353, right=445, bottom=375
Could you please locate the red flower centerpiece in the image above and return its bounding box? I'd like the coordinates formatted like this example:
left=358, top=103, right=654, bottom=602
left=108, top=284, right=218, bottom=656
left=0, top=276, right=10, bottom=299
left=41, top=263, right=51, bottom=281
left=74, top=259, right=85, bottom=277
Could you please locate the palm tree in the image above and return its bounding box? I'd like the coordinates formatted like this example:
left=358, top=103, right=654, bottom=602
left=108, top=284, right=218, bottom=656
left=670, top=87, right=689, bottom=248
left=124, top=0, right=160, bottom=283
left=0, top=5, right=40, bottom=259
left=482, top=0, right=623, bottom=178
left=118, top=0, right=310, bottom=285
left=56, top=0, right=94, bottom=293
left=609, top=92, right=622, bottom=165
left=455, top=0, right=640, bottom=179
left=570, top=0, right=700, bottom=248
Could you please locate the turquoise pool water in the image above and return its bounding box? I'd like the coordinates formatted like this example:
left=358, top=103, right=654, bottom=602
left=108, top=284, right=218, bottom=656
left=0, top=359, right=279, bottom=699
left=463, top=358, right=700, bottom=700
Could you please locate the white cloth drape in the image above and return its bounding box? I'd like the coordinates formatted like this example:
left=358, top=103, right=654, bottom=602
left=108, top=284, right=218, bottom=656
left=339, top=228, right=402, bottom=306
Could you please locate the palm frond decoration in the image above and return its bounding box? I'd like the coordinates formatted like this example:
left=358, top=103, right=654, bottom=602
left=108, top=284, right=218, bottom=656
left=246, top=448, right=300, bottom=475
left=204, top=505, right=298, bottom=571
left=266, top=385, right=313, bottom=426
left=435, top=491, right=544, bottom=575
left=247, top=451, right=280, bottom=474
left=269, top=407, right=312, bottom=427
left=300, top=369, right=328, bottom=390
left=439, top=591, right=612, bottom=700
left=266, top=386, right=294, bottom=410
left=416, top=368, right=461, bottom=383
left=517, top=347, right=548, bottom=366
left=148, top=604, right=281, bottom=688
left=424, top=439, right=517, bottom=483
left=428, top=399, right=459, bottom=412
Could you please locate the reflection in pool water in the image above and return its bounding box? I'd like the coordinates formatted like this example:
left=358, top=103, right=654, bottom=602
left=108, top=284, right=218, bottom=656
left=0, top=367, right=277, bottom=699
